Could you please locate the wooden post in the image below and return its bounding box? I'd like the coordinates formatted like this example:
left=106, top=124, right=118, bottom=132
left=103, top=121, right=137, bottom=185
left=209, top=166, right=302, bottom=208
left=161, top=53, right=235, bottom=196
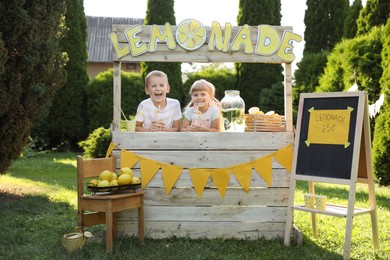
left=284, top=63, right=293, bottom=132
left=113, top=61, right=121, bottom=132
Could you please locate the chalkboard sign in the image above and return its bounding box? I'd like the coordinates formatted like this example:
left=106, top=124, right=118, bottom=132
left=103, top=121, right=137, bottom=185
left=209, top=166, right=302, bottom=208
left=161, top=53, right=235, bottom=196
left=294, top=92, right=365, bottom=180
left=285, top=91, right=379, bottom=259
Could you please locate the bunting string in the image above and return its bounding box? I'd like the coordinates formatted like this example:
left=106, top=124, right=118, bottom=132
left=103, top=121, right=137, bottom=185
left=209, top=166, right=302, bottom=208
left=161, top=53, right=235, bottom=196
left=110, top=144, right=293, bottom=199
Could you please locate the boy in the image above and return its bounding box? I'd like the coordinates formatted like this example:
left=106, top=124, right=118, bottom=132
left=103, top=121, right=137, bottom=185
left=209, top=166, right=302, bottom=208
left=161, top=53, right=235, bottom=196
left=135, top=70, right=181, bottom=132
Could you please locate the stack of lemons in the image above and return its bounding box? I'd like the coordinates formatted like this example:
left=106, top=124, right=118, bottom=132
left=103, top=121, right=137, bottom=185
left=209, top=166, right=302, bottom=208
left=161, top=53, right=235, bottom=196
left=87, top=167, right=141, bottom=191
left=248, top=107, right=276, bottom=115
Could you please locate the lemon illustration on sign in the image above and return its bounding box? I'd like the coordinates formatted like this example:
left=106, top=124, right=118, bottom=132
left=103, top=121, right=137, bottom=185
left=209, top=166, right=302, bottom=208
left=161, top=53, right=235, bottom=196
left=118, top=173, right=132, bottom=185
left=176, top=19, right=206, bottom=50
left=99, top=170, right=113, bottom=181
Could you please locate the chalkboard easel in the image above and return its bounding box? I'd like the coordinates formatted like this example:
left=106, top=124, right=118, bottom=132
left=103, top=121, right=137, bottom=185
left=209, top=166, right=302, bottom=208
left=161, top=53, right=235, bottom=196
left=284, top=91, right=379, bottom=260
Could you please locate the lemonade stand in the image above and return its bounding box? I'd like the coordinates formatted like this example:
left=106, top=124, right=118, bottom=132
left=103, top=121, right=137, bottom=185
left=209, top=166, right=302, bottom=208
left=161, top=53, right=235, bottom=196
left=108, top=19, right=302, bottom=239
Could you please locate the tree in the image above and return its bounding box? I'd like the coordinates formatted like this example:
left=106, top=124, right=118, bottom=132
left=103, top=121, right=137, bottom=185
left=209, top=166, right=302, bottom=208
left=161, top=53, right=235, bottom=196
left=235, top=0, right=284, bottom=112
left=373, top=18, right=390, bottom=186
left=357, top=0, right=390, bottom=36
left=304, top=0, right=349, bottom=53
left=344, top=0, right=363, bottom=39
left=31, top=0, right=89, bottom=151
left=0, top=1, right=67, bottom=173
left=85, top=70, right=145, bottom=133
left=141, top=0, right=184, bottom=105
left=293, top=0, right=349, bottom=112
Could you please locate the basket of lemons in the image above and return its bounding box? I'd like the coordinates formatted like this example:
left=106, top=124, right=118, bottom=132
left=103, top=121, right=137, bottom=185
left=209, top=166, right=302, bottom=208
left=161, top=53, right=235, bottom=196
left=245, top=107, right=286, bottom=132
left=86, top=167, right=141, bottom=194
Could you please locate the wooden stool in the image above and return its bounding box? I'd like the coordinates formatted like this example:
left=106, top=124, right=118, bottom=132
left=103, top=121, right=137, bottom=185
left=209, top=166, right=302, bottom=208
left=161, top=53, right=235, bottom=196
left=77, top=155, right=144, bottom=253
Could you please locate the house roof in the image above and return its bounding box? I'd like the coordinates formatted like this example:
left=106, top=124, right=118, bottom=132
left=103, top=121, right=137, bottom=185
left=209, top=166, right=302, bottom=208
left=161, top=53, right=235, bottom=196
left=87, top=16, right=144, bottom=63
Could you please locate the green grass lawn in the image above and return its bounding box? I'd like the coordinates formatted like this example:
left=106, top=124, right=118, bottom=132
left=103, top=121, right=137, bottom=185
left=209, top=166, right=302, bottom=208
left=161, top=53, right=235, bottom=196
left=0, top=152, right=389, bottom=259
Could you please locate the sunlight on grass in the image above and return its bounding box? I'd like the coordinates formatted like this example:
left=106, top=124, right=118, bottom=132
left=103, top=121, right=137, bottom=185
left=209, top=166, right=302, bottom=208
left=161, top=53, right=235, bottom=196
left=0, top=175, right=77, bottom=208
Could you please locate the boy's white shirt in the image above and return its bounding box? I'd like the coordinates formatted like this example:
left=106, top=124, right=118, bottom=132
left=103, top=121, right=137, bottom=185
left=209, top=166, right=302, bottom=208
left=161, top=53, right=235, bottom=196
left=136, top=98, right=181, bottom=129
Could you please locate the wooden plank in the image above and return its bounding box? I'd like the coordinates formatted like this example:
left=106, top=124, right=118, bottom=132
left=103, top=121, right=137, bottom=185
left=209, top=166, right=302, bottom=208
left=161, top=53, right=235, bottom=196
left=112, top=25, right=292, bottom=43
left=133, top=169, right=290, bottom=188
left=112, top=132, right=294, bottom=150
left=118, top=221, right=286, bottom=240
left=142, top=187, right=289, bottom=206
left=113, top=150, right=290, bottom=169
left=118, top=205, right=287, bottom=222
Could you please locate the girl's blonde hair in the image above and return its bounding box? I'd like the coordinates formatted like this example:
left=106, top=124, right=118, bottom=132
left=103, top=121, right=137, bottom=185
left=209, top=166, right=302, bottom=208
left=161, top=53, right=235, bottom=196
left=145, top=70, right=169, bottom=86
left=185, top=79, right=219, bottom=109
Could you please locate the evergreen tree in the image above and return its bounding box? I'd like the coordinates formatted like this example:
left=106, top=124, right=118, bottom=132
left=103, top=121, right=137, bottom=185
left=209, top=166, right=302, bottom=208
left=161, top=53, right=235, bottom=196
left=0, top=0, right=67, bottom=173
left=31, top=0, right=89, bottom=151
left=344, top=0, right=363, bottom=39
left=357, top=0, right=390, bottom=36
left=235, top=0, right=284, bottom=112
left=141, top=0, right=184, bottom=105
left=293, top=0, right=349, bottom=112
left=373, top=18, right=390, bottom=186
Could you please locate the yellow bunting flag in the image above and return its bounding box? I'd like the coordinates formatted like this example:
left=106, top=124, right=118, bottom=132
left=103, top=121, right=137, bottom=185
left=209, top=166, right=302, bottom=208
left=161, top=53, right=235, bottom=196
left=231, top=162, right=252, bottom=192
left=120, top=149, right=139, bottom=169
left=161, top=164, right=183, bottom=195
left=140, top=158, right=161, bottom=189
left=210, top=168, right=231, bottom=198
left=105, top=142, right=117, bottom=158
left=253, top=155, right=273, bottom=187
left=189, top=168, right=211, bottom=199
left=273, top=144, right=293, bottom=173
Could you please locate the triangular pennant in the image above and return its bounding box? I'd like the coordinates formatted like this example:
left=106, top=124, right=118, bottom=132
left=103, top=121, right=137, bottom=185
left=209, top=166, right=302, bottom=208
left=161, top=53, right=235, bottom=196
left=120, top=149, right=139, bottom=169
left=140, top=158, right=161, bottom=189
left=210, top=168, right=231, bottom=198
left=189, top=168, right=211, bottom=199
left=273, top=144, right=293, bottom=173
left=231, top=163, right=252, bottom=192
left=253, top=155, right=273, bottom=187
left=161, top=164, right=183, bottom=195
left=105, top=142, right=118, bottom=158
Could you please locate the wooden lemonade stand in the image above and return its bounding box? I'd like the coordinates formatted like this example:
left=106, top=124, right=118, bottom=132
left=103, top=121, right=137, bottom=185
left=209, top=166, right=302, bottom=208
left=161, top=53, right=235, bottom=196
left=108, top=20, right=302, bottom=239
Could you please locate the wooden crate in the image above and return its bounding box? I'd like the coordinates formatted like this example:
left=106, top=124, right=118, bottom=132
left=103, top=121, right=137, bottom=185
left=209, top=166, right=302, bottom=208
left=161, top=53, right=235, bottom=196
left=111, top=132, right=293, bottom=240
left=245, top=114, right=286, bottom=132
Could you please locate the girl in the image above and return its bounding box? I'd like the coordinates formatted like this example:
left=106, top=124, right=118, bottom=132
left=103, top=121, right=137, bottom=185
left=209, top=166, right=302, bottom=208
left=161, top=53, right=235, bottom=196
left=135, top=70, right=182, bottom=132
left=180, top=79, right=221, bottom=132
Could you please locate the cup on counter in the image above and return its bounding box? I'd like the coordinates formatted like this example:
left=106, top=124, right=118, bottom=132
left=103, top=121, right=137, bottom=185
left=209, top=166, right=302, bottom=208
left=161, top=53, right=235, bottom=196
left=304, top=194, right=315, bottom=208
left=315, top=195, right=327, bottom=210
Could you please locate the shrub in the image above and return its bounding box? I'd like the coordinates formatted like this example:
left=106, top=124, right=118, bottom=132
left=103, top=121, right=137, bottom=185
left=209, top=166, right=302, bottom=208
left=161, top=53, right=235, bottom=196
left=85, top=70, right=145, bottom=133
left=78, top=127, right=111, bottom=158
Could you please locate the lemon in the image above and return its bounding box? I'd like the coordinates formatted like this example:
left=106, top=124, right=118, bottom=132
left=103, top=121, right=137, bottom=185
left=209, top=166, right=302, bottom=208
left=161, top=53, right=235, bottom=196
left=248, top=107, right=260, bottom=115
left=131, top=176, right=141, bottom=184
left=109, top=180, right=119, bottom=191
left=112, top=172, right=118, bottom=180
left=118, top=174, right=132, bottom=185
left=97, top=180, right=110, bottom=191
left=87, top=179, right=99, bottom=187
left=176, top=19, right=206, bottom=50
left=99, top=170, right=113, bottom=181
left=119, top=167, right=133, bottom=178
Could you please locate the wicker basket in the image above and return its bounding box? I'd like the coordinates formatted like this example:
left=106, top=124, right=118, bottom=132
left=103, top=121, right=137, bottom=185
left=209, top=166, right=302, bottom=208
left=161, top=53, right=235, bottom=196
left=245, top=114, right=286, bottom=132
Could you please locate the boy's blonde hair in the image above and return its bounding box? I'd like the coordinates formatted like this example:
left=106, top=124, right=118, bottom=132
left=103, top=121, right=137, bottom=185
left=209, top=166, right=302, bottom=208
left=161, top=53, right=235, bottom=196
left=145, top=70, right=169, bottom=86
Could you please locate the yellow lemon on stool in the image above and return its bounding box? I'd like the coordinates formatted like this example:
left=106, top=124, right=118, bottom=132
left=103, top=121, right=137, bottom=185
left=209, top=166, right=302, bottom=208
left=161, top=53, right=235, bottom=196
left=119, top=167, right=133, bottom=178
left=118, top=174, right=132, bottom=185
left=99, top=170, right=113, bottom=182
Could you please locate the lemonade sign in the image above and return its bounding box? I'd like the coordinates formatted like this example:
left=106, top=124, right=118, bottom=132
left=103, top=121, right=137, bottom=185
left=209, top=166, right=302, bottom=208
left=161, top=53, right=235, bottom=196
left=109, top=19, right=302, bottom=62
left=306, top=107, right=353, bottom=148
